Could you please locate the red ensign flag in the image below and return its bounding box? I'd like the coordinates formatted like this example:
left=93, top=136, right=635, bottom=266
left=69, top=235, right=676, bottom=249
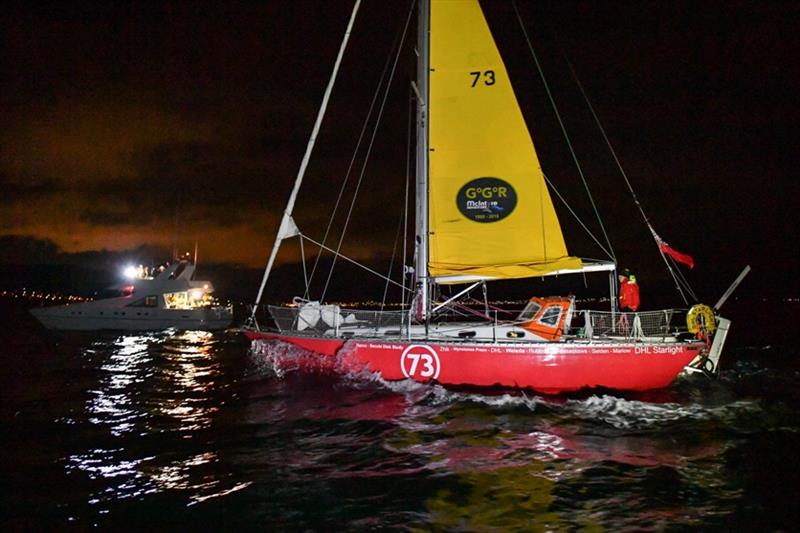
left=659, top=241, right=695, bottom=269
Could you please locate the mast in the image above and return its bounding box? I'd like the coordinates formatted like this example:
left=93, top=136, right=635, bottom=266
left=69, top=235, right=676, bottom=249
left=414, top=0, right=430, bottom=321
left=249, top=1, right=362, bottom=325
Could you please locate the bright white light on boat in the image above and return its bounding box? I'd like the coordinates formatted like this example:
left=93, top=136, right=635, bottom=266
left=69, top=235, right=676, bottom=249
left=123, top=265, right=138, bottom=279
left=189, top=290, right=204, bottom=301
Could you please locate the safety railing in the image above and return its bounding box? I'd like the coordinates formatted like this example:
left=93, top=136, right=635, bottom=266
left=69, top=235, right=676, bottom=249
left=268, top=304, right=689, bottom=343
left=569, top=309, right=687, bottom=341
left=269, top=304, right=406, bottom=335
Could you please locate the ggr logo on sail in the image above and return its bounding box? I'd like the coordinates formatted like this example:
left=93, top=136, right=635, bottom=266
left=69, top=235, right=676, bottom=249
left=465, top=186, right=508, bottom=199
left=456, top=177, right=517, bottom=222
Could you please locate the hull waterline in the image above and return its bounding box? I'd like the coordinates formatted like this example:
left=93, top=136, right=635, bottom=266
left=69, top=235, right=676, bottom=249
left=245, top=330, right=704, bottom=394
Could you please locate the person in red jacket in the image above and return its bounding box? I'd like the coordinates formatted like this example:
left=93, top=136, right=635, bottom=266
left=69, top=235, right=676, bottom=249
left=619, top=269, right=640, bottom=312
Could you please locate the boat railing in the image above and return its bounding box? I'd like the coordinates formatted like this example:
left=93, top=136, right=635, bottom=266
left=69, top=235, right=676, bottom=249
left=570, top=309, right=688, bottom=341
left=268, top=305, right=690, bottom=343
left=268, top=305, right=407, bottom=335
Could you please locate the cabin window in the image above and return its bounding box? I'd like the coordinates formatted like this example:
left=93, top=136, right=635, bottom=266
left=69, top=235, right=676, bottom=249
left=127, top=295, right=159, bottom=308
left=95, top=288, right=131, bottom=298
left=518, top=301, right=542, bottom=321
left=164, top=291, right=190, bottom=309
left=538, top=306, right=562, bottom=327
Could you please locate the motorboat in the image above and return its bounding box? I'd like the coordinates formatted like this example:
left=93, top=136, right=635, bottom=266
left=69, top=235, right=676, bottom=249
left=31, top=261, right=233, bottom=331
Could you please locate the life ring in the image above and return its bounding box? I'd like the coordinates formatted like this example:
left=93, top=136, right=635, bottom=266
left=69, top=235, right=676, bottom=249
left=686, top=304, right=716, bottom=334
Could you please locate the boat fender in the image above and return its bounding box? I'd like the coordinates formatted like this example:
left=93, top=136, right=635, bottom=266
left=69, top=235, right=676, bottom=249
left=686, top=304, right=716, bottom=334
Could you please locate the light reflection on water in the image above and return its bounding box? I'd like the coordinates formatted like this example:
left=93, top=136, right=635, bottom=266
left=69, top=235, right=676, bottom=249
left=85, top=334, right=156, bottom=436
left=5, top=324, right=797, bottom=530
left=66, top=330, right=250, bottom=509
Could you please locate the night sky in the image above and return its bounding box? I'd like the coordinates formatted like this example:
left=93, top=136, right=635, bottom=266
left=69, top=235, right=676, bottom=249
left=2, top=1, right=797, bottom=298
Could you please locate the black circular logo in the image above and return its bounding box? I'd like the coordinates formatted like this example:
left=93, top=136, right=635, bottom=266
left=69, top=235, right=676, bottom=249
left=456, top=177, right=517, bottom=223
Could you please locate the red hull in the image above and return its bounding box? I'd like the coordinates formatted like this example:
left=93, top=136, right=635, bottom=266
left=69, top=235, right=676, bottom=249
left=244, top=330, right=703, bottom=394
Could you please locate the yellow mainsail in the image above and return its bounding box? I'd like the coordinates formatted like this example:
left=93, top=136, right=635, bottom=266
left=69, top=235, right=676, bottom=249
left=428, top=0, right=582, bottom=281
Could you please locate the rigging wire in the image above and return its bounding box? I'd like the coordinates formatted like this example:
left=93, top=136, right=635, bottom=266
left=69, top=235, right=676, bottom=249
left=542, top=170, right=614, bottom=260
left=380, top=202, right=406, bottom=311
left=401, top=92, right=413, bottom=312
left=250, top=0, right=362, bottom=321
left=302, top=5, right=411, bottom=301
left=559, top=49, right=697, bottom=303
left=299, top=235, right=309, bottom=294
left=512, top=0, right=616, bottom=264
left=320, top=1, right=415, bottom=301
left=382, top=89, right=415, bottom=313
left=668, top=255, right=699, bottom=301
left=300, top=233, right=411, bottom=293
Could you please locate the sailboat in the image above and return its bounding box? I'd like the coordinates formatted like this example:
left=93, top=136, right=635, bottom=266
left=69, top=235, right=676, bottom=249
left=243, top=0, right=735, bottom=393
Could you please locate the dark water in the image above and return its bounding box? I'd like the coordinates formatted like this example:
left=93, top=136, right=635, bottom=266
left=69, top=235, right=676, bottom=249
left=3, top=303, right=800, bottom=531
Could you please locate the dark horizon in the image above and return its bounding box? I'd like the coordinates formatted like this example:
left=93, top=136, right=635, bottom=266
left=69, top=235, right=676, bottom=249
left=0, top=238, right=783, bottom=308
